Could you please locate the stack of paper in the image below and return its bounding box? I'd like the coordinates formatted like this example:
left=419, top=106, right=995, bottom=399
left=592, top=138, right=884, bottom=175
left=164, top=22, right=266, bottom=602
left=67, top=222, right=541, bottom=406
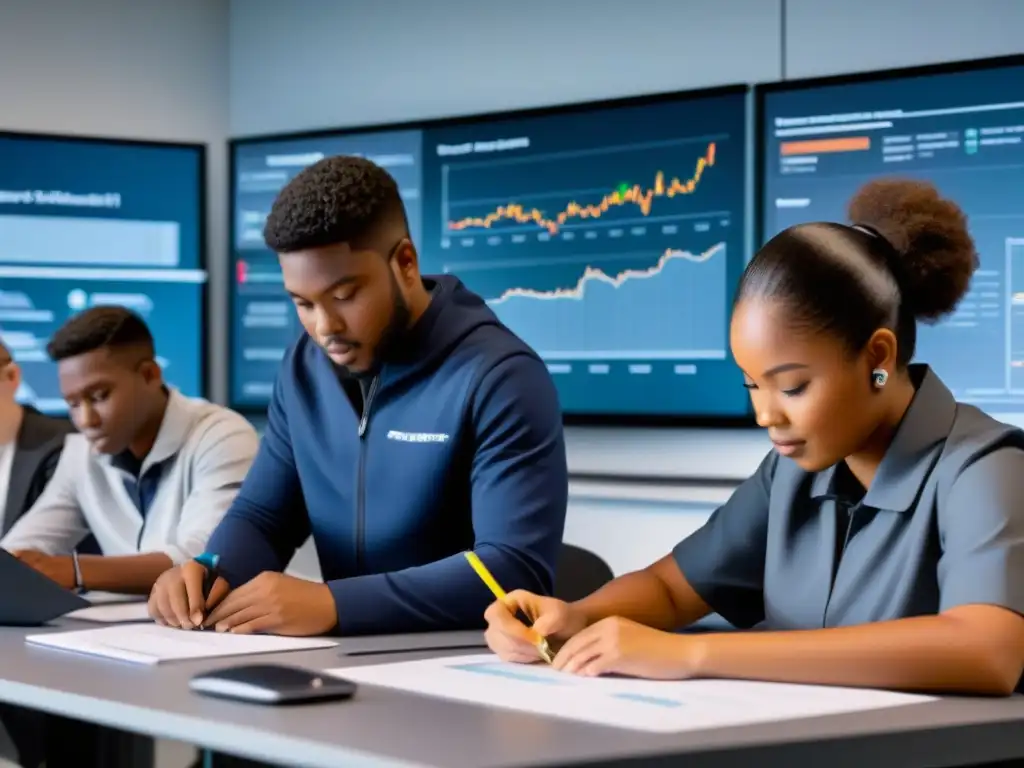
left=329, top=653, right=937, bottom=732
left=26, top=624, right=337, bottom=664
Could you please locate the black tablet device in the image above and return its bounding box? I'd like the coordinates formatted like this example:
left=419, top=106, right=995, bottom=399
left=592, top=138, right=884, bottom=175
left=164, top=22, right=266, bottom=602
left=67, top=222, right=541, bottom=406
left=0, top=549, right=90, bottom=626
left=189, top=664, right=358, bottom=705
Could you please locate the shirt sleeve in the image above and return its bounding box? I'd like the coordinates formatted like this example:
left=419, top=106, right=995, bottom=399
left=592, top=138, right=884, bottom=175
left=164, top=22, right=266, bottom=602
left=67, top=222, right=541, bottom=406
left=205, top=378, right=312, bottom=586
left=0, top=442, right=89, bottom=555
left=158, top=413, right=261, bottom=565
left=937, top=446, right=1024, bottom=616
left=671, top=450, right=777, bottom=629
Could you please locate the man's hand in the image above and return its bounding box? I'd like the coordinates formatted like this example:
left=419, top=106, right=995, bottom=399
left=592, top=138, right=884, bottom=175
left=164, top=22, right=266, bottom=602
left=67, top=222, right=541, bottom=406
left=148, top=560, right=230, bottom=630
left=202, top=572, right=337, bottom=636
left=13, top=550, right=74, bottom=590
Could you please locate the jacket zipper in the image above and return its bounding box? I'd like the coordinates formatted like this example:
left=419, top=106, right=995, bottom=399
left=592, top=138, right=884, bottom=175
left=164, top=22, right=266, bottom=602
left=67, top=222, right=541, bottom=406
left=354, top=377, right=379, bottom=575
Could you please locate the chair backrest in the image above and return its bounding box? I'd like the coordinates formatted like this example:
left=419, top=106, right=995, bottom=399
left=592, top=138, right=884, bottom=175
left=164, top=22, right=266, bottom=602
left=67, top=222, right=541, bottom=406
left=554, top=544, right=614, bottom=602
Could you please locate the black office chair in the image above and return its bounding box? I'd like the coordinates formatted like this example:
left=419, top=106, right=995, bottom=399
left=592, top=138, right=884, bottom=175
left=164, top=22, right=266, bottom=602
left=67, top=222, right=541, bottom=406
left=553, top=544, right=614, bottom=602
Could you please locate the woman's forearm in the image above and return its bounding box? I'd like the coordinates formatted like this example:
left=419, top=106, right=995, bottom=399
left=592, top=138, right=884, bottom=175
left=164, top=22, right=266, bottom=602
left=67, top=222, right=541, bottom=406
left=690, top=612, right=1021, bottom=695
left=574, top=556, right=711, bottom=630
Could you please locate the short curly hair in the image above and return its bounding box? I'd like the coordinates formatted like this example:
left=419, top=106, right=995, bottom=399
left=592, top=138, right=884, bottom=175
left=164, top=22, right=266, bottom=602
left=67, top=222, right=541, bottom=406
left=738, top=178, right=978, bottom=366
left=47, top=306, right=155, bottom=362
left=262, top=155, right=409, bottom=253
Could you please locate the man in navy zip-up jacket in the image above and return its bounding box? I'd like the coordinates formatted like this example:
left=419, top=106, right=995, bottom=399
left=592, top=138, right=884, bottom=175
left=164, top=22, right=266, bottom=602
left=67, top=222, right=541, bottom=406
left=149, top=155, right=568, bottom=637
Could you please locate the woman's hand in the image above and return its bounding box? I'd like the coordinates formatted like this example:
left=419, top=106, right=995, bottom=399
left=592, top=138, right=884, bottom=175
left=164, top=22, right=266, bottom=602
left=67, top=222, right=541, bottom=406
left=552, top=616, right=701, bottom=679
left=484, top=589, right=589, bottom=663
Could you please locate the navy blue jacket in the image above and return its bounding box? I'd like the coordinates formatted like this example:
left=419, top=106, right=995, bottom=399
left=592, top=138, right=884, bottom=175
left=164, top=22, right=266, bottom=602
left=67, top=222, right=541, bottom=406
left=206, top=276, right=568, bottom=635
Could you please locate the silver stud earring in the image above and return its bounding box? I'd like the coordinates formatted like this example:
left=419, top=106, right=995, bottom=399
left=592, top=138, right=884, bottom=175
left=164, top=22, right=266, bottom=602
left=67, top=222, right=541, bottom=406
left=872, top=368, right=888, bottom=389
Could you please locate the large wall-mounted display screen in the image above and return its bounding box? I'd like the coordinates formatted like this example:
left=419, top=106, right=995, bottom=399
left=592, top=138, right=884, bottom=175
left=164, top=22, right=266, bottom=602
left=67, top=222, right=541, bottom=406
left=0, top=134, right=206, bottom=413
left=419, top=87, right=750, bottom=419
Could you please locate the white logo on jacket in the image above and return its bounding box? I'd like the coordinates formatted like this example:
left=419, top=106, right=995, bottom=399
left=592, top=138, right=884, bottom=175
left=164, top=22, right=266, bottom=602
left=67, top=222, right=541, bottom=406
left=386, top=430, right=450, bottom=443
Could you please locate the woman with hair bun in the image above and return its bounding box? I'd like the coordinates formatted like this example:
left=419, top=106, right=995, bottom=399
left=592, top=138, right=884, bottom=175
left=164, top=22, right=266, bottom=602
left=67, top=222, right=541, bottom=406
left=483, top=178, right=1024, bottom=695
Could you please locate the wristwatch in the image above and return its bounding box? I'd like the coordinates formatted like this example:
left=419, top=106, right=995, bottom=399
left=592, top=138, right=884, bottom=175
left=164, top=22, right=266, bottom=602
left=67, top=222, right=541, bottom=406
left=70, top=550, right=84, bottom=594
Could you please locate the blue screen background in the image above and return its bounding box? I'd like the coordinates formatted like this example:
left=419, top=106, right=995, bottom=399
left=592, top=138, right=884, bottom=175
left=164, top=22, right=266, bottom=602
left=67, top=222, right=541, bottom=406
left=0, top=135, right=205, bottom=413
left=762, top=64, right=1024, bottom=423
left=418, top=91, right=750, bottom=417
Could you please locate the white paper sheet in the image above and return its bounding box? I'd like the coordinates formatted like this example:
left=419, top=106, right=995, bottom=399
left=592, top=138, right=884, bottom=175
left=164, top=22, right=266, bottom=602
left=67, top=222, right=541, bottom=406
left=329, top=653, right=937, bottom=733
left=26, top=624, right=337, bottom=665
left=81, top=591, right=141, bottom=604
left=65, top=601, right=153, bottom=623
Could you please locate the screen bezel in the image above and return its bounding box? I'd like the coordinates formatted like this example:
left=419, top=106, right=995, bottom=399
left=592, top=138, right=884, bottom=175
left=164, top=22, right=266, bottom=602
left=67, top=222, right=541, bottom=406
left=228, top=83, right=756, bottom=427
left=0, top=129, right=210, bottom=407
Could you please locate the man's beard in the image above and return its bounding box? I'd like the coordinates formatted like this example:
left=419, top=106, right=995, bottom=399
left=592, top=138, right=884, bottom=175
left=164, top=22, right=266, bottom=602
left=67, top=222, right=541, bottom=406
left=336, top=271, right=411, bottom=379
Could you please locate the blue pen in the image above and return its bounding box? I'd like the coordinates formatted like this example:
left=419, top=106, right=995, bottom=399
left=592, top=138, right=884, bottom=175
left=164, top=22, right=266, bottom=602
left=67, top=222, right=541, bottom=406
left=194, top=552, right=220, bottom=601
left=192, top=552, right=220, bottom=630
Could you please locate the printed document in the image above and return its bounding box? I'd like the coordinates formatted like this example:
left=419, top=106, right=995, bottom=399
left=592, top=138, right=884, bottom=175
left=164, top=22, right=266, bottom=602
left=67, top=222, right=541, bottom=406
left=330, top=653, right=936, bottom=732
left=26, top=624, right=337, bottom=665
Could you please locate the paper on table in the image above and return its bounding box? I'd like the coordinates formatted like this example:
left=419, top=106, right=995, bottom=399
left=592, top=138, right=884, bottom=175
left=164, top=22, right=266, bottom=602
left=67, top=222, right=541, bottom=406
left=66, top=601, right=153, bottom=623
left=26, top=624, right=337, bottom=665
left=329, top=653, right=937, bottom=733
left=81, top=591, right=142, bottom=605
left=338, top=630, right=487, bottom=656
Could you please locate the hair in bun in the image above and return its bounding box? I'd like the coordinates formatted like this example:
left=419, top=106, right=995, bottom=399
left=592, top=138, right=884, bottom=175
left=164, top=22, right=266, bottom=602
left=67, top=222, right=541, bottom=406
left=846, top=178, right=978, bottom=321
left=736, top=178, right=979, bottom=366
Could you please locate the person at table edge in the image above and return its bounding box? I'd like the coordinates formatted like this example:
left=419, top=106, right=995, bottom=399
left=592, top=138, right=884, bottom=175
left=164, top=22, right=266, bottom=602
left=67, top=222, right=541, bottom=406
left=0, top=337, right=76, bottom=537
left=149, top=154, right=568, bottom=636
left=485, top=178, right=1024, bottom=696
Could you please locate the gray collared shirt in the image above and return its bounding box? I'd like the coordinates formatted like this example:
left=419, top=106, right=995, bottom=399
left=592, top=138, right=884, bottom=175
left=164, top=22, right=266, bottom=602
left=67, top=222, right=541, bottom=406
left=674, top=365, right=1024, bottom=687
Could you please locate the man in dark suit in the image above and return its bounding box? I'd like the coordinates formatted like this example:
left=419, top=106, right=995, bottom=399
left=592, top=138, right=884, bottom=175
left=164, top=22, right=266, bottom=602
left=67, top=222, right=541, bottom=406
left=0, top=339, right=75, bottom=536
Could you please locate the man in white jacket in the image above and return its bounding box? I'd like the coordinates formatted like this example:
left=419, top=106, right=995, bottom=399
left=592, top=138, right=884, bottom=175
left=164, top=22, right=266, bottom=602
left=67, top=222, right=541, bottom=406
left=1, top=305, right=258, bottom=594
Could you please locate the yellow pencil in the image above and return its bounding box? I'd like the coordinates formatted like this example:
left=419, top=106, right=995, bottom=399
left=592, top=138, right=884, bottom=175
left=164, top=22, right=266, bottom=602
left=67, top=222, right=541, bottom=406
left=464, top=551, right=554, bottom=664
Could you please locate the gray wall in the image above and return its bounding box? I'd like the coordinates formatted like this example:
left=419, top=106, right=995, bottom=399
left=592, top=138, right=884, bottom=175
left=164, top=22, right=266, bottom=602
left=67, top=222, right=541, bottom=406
left=229, top=0, right=781, bottom=137
left=230, top=0, right=1024, bottom=137
left=0, top=0, right=231, bottom=405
